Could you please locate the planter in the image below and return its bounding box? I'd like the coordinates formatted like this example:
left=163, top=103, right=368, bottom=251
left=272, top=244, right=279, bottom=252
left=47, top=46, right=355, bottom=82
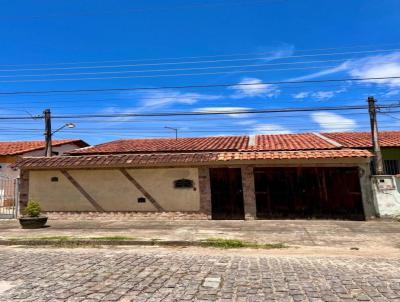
left=19, top=216, right=48, bottom=229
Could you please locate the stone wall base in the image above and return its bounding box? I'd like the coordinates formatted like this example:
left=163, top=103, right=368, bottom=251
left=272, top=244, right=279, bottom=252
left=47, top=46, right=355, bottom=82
left=44, top=211, right=210, bottom=220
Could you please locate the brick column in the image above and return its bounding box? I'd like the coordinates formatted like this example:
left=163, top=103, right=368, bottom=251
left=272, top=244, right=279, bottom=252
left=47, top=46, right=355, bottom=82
left=198, top=167, right=212, bottom=218
left=241, top=166, right=257, bottom=220
left=19, top=169, right=30, bottom=214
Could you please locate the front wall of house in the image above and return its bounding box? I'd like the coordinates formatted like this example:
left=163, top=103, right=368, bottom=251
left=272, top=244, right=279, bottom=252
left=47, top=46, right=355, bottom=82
left=23, top=158, right=376, bottom=220
left=0, top=144, right=84, bottom=180
left=0, top=156, right=19, bottom=179
left=29, top=170, right=94, bottom=211
left=29, top=168, right=200, bottom=212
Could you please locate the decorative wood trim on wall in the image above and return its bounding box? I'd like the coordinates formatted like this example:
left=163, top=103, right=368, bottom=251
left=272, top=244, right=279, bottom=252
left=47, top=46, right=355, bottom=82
left=60, top=169, right=104, bottom=212
left=118, top=168, right=164, bottom=211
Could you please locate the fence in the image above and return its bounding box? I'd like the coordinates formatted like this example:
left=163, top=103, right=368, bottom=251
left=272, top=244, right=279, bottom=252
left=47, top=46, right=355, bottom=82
left=0, top=176, right=18, bottom=219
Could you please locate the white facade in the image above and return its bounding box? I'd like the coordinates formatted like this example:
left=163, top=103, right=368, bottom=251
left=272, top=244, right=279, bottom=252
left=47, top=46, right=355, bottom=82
left=371, top=175, right=400, bottom=218
left=0, top=143, right=82, bottom=179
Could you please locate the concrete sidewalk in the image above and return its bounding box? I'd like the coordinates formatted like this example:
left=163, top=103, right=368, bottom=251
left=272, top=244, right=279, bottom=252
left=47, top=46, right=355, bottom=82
left=0, top=219, right=399, bottom=250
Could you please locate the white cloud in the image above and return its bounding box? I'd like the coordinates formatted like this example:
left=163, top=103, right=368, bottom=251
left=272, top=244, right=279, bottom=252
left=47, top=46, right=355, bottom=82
left=288, top=62, right=349, bottom=82
left=385, top=89, right=400, bottom=97
left=311, top=111, right=357, bottom=132
left=293, top=91, right=310, bottom=99
left=195, top=106, right=251, bottom=118
left=101, top=89, right=222, bottom=123
left=289, top=51, right=400, bottom=89
left=250, top=123, right=292, bottom=134
left=348, top=52, right=400, bottom=87
left=313, top=88, right=347, bottom=100
left=230, top=77, right=280, bottom=99
left=292, top=88, right=346, bottom=100
left=138, top=90, right=221, bottom=109
left=236, top=120, right=257, bottom=126
left=257, top=43, right=295, bottom=62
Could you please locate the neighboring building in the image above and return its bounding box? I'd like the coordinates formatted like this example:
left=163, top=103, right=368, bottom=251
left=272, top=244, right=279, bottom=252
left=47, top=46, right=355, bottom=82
left=323, top=131, right=400, bottom=175
left=0, top=139, right=89, bottom=179
left=16, top=133, right=377, bottom=221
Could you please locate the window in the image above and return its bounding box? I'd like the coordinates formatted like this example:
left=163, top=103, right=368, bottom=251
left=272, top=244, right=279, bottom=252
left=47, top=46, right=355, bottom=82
left=174, top=179, right=194, bottom=189
left=137, top=197, right=146, bottom=203
left=383, top=159, right=400, bottom=175
left=51, top=177, right=59, bottom=182
left=371, top=159, right=400, bottom=175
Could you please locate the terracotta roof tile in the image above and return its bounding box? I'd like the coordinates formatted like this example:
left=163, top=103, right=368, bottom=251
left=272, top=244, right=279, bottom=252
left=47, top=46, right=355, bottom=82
left=322, top=131, right=400, bottom=148
left=247, top=133, right=338, bottom=151
left=69, top=133, right=343, bottom=155
left=15, top=149, right=372, bottom=170
left=0, top=139, right=89, bottom=156
left=70, top=136, right=249, bottom=155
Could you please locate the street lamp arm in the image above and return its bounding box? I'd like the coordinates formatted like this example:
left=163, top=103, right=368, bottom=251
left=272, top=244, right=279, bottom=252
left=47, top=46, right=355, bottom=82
left=51, top=123, right=75, bottom=135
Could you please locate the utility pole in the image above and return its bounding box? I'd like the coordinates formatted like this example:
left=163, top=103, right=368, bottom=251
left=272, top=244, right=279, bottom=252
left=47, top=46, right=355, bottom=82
left=44, top=109, right=52, bottom=157
left=367, top=96, right=384, bottom=175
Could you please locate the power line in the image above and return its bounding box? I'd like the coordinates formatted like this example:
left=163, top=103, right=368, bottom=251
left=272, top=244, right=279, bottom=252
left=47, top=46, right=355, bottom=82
left=1, top=48, right=399, bottom=73
left=0, top=58, right=366, bottom=78
left=0, top=64, right=348, bottom=83
left=2, top=42, right=400, bottom=68
left=2, top=58, right=400, bottom=80
left=0, top=76, right=399, bottom=96
left=0, top=104, right=398, bottom=120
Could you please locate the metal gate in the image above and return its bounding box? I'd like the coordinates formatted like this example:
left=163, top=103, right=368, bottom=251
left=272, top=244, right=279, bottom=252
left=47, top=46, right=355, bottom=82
left=0, top=176, right=18, bottom=219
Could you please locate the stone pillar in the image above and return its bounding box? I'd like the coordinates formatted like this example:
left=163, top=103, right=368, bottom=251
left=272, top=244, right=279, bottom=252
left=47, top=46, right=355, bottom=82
left=198, top=167, right=212, bottom=218
left=19, top=169, right=30, bottom=215
left=241, top=166, right=257, bottom=220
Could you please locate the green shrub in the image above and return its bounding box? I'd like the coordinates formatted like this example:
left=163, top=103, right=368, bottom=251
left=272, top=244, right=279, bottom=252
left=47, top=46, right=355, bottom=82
left=24, top=200, right=41, bottom=217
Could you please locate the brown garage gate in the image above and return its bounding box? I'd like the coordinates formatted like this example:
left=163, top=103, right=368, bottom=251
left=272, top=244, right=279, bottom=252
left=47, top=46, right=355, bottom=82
left=210, top=168, right=245, bottom=220
left=254, top=167, right=365, bottom=220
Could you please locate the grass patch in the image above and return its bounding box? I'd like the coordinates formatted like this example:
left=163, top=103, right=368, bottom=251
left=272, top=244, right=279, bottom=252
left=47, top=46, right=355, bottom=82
left=35, top=236, right=73, bottom=241
left=88, top=236, right=134, bottom=241
left=201, top=238, right=288, bottom=249
left=8, top=235, right=134, bottom=248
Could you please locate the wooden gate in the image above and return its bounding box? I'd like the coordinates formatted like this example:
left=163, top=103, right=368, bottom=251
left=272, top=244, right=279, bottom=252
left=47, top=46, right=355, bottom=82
left=0, top=176, right=18, bottom=219
left=254, top=167, right=365, bottom=220
left=210, top=168, right=244, bottom=220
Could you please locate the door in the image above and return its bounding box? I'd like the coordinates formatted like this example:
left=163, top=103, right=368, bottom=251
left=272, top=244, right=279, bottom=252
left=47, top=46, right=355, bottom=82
left=210, top=168, right=244, bottom=220
left=254, top=167, right=365, bottom=220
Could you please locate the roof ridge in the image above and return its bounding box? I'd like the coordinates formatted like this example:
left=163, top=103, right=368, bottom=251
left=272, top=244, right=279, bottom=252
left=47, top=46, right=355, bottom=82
left=312, top=132, right=343, bottom=148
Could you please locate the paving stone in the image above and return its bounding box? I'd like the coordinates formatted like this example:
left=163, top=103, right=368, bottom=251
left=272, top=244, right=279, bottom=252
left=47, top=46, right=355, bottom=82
left=0, top=248, right=398, bottom=301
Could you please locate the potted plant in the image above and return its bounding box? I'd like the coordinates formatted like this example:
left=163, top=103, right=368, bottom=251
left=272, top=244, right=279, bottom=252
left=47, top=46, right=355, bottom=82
left=19, top=200, right=48, bottom=229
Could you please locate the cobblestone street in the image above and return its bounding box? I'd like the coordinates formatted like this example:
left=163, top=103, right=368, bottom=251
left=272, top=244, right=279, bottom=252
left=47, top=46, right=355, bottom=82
left=0, top=247, right=399, bottom=301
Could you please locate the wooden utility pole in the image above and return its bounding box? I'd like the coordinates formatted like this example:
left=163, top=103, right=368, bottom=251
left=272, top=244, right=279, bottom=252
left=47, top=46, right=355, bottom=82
left=43, top=109, right=52, bottom=157
left=367, top=96, right=384, bottom=175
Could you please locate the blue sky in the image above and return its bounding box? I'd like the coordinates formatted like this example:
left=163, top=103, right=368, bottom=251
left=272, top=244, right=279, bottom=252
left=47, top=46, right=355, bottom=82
left=1, top=0, right=400, bottom=145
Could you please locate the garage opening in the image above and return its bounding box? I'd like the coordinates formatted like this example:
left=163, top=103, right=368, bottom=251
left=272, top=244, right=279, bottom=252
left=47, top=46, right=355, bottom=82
left=254, top=167, right=365, bottom=220
left=210, top=168, right=244, bottom=220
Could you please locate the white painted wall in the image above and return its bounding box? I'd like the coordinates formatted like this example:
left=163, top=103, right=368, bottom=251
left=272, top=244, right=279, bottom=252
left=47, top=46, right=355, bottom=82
left=371, top=175, right=400, bottom=217
left=0, top=143, right=83, bottom=179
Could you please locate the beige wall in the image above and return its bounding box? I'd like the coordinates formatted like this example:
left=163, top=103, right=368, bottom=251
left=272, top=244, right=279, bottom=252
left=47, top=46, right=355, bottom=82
left=29, top=168, right=200, bottom=212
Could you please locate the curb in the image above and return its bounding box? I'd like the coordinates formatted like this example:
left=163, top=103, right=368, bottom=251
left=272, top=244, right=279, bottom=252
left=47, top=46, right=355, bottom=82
left=0, top=239, right=204, bottom=247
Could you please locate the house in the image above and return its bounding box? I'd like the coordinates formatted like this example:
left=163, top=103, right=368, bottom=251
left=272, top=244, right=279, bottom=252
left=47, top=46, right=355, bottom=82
left=16, top=133, right=378, bottom=221
left=322, top=131, right=400, bottom=174
left=0, top=139, right=89, bottom=179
